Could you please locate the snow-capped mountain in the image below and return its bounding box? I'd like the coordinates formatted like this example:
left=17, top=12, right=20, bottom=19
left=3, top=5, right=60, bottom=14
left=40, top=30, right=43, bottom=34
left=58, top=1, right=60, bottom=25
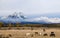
left=0, top=12, right=60, bottom=24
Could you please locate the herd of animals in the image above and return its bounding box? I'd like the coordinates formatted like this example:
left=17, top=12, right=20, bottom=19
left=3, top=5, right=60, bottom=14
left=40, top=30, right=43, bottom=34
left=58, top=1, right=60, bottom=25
left=0, top=28, right=56, bottom=38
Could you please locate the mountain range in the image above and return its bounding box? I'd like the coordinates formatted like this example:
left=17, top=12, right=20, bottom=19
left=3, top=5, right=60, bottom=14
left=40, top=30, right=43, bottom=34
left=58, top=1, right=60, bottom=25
left=0, top=12, right=60, bottom=24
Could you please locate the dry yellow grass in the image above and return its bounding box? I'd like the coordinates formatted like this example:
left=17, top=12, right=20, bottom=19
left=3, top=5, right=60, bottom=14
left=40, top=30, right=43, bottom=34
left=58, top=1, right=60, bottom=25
left=0, top=27, right=60, bottom=38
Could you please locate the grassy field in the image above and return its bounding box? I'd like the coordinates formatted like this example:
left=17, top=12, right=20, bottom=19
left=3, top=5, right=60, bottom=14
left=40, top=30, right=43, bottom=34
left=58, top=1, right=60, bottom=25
left=0, top=27, right=60, bottom=38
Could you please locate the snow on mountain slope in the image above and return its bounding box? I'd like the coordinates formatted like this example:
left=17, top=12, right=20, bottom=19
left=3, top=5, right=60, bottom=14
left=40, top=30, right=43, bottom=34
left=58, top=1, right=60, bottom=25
left=0, top=12, right=60, bottom=24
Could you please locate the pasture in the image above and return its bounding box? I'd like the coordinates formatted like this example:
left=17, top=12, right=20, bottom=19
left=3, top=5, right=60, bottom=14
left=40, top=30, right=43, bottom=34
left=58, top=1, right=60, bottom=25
left=0, top=27, right=60, bottom=38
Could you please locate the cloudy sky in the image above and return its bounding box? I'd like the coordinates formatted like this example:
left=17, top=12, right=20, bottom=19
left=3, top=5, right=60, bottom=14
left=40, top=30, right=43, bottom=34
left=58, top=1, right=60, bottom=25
left=0, top=0, right=60, bottom=17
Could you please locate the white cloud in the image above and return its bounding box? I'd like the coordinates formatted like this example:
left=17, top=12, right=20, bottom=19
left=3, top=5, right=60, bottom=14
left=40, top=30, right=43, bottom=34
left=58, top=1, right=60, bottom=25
left=25, top=16, right=60, bottom=23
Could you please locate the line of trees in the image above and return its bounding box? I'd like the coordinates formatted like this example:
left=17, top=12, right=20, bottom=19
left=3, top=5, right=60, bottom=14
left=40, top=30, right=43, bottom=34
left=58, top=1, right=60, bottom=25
left=0, top=22, right=60, bottom=27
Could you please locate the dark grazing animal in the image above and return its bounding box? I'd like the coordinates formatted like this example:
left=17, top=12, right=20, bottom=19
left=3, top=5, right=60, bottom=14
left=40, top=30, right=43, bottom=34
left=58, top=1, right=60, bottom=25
left=50, top=33, right=55, bottom=37
left=43, top=33, right=48, bottom=36
left=50, top=32, right=55, bottom=37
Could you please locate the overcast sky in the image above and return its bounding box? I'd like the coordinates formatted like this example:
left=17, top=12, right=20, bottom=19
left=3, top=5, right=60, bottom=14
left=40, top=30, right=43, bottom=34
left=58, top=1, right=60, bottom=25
left=0, top=0, right=60, bottom=17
